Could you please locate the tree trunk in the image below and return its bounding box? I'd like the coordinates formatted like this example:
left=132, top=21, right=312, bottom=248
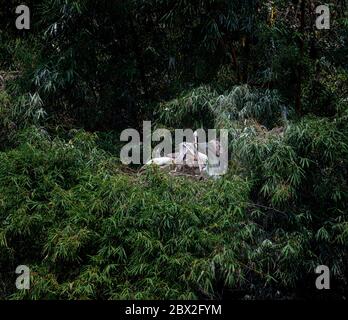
left=295, top=0, right=306, bottom=116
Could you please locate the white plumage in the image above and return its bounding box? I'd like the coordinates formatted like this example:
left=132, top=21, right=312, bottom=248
left=145, top=157, right=174, bottom=166
left=143, top=130, right=222, bottom=178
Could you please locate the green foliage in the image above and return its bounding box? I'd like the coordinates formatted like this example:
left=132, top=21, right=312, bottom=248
left=158, top=85, right=283, bottom=129
left=1, top=120, right=347, bottom=299
left=0, top=0, right=347, bottom=301
left=0, top=127, right=252, bottom=299
left=230, top=113, right=348, bottom=292
left=158, top=86, right=218, bottom=128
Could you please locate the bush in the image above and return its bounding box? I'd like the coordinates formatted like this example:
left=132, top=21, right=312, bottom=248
left=158, top=85, right=284, bottom=130
left=0, top=127, right=252, bottom=299
left=1, top=121, right=347, bottom=299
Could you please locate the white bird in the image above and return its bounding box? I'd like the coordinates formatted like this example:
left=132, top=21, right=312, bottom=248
left=145, top=157, right=174, bottom=166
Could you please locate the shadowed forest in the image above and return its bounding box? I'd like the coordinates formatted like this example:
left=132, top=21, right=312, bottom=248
left=0, top=0, right=347, bottom=300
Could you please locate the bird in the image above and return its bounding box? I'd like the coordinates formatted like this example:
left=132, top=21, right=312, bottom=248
left=145, top=157, right=174, bottom=166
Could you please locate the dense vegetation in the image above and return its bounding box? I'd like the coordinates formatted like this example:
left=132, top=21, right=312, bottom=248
left=0, top=0, right=347, bottom=299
